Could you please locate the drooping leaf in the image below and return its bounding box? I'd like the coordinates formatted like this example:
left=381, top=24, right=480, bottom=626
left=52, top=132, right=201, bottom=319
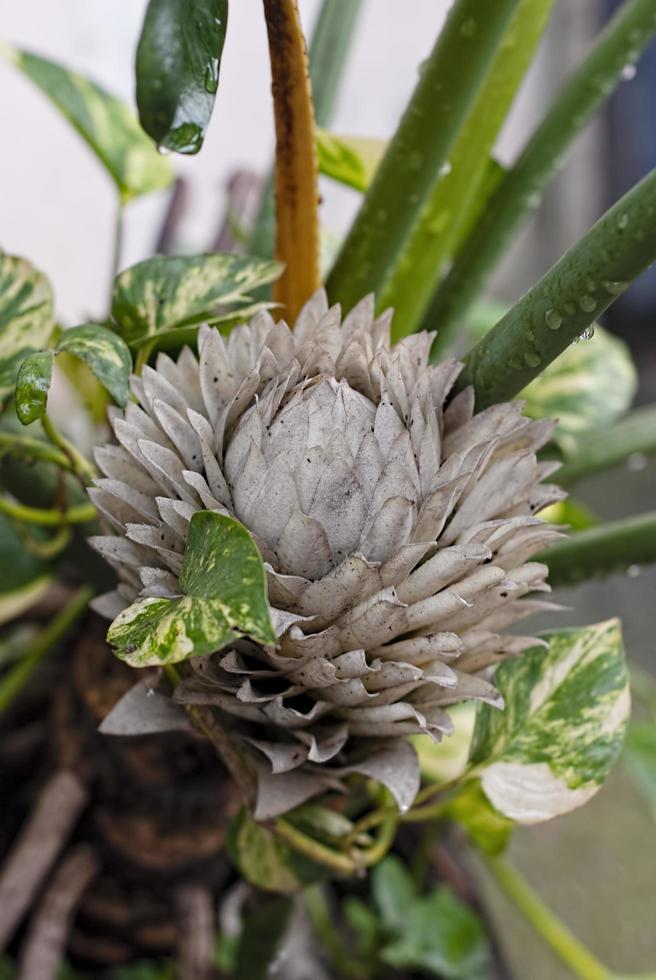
left=316, top=129, right=384, bottom=192
left=107, top=511, right=275, bottom=667
left=470, top=620, right=630, bottom=824
left=56, top=324, right=132, bottom=407
left=15, top=351, right=53, bottom=425
left=443, top=780, right=513, bottom=855
left=136, top=0, right=228, bottom=155
left=2, top=47, right=173, bottom=202
left=520, top=325, right=637, bottom=442
left=234, top=896, right=293, bottom=980
left=227, top=808, right=323, bottom=894
left=623, top=722, right=656, bottom=818
left=110, top=254, right=282, bottom=348
left=0, top=253, right=54, bottom=401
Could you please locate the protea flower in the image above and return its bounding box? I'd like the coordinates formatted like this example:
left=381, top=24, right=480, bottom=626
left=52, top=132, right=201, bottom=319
left=90, top=291, right=564, bottom=819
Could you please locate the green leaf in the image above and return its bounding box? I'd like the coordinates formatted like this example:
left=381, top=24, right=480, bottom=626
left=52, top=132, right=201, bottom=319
left=136, top=0, right=228, bottom=155
left=371, top=855, right=418, bottom=933
left=623, top=722, right=656, bottom=818
left=2, top=47, right=172, bottom=202
left=110, top=254, right=282, bottom=348
left=15, top=351, right=53, bottom=425
left=0, top=513, right=52, bottom=612
left=538, top=498, right=598, bottom=531
left=379, top=878, right=489, bottom=980
left=227, top=809, right=323, bottom=894
left=0, top=253, right=54, bottom=401
left=520, top=325, right=637, bottom=442
left=470, top=620, right=630, bottom=823
left=56, top=324, right=132, bottom=407
left=234, top=897, right=293, bottom=980
left=107, top=511, right=275, bottom=667
left=443, top=780, right=513, bottom=855
left=316, top=129, right=384, bottom=192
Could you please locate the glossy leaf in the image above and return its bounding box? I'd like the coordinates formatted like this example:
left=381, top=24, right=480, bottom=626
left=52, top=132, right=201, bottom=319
left=110, top=254, right=282, bottom=348
left=470, top=620, right=630, bottom=824
left=107, top=511, right=275, bottom=667
left=3, top=47, right=172, bottom=202
left=228, top=808, right=322, bottom=894
left=623, top=722, right=656, bottom=818
left=316, top=129, right=384, bottom=192
left=136, top=0, right=228, bottom=155
left=56, top=324, right=132, bottom=407
left=15, top=351, right=53, bottom=425
left=0, top=253, right=54, bottom=401
left=520, top=325, right=636, bottom=442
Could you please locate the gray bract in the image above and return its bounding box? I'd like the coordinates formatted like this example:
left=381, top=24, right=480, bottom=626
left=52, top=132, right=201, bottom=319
left=89, top=291, right=565, bottom=819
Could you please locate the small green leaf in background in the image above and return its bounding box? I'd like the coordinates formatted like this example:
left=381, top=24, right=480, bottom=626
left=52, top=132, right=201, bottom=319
left=234, top=896, right=293, bottom=980
left=2, top=47, right=172, bottom=202
left=228, top=808, right=323, bottom=894
left=136, top=0, right=228, bottom=155
left=110, top=253, right=282, bottom=349
left=520, top=325, right=637, bottom=444
left=316, top=129, right=384, bottom=192
left=470, top=619, right=630, bottom=824
left=0, top=253, right=54, bottom=402
left=107, top=511, right=275, bottom=667
left=0, top=514, right=52, bottom=623
left=56, top=324, right=132, bottom=407
left=623, top=723, right=656, bottom=819
left=15, top=351, right=53, bottom=425
left=539, top=498, right=598, bottom=531
left=443, top=780, right=513, bottom=856
left=372, top=856, right=490, bottom=980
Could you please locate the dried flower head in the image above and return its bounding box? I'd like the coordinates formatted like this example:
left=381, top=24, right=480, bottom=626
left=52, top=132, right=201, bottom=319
left=90, top=292, right=564, bottom=818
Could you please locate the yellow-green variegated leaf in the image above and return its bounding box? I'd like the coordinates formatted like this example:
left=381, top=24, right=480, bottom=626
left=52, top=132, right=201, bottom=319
left=0, top=253, right=54, bottom=401
left=3, top=47, right=173, bottom=202
left=110, top=254, right=283, bottom=348
left=316, top=129, right=385, bottom=192
left=107, top=511, right=275, bottom=667
left=470, top=620, right=629, bottom=824
left=56, top=324, right=132, bottom=407
left=520, top=325, right=637, bottom=441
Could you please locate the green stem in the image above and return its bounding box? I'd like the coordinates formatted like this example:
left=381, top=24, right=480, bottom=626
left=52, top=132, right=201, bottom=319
left=456, top=168, right=656, bottom=408
left=538, top=511, right=656, bottom=587
left=15, top=523, right=72, bottom=559
left=109, top=198, right=124, bottom=302
left=381, top=0, right=554, bottom=338
left=0, top=496, right=96, bottom=527
left=428, top=0, right=656, bottom=354
left=557, top=405, right=656, bottom=486
left=484, top=855, right=611, bottom=980
left=0, top=432, right=73, bottom=473
left=42, top=415, right=96, bottom=485
left=326, top=0, right=522, bottom=314
left=275, top=818, right=358, bottom=874
left=0, top=586, right=92, bottom=715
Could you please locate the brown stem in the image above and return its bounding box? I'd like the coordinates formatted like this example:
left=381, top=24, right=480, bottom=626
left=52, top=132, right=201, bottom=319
left=175, top=882, right=215, bottom=980
left=17, top=846, right=98, bottom=980
left=263, top=0, right=321, bottom=321
left=0, top=769, right=88, bottom=950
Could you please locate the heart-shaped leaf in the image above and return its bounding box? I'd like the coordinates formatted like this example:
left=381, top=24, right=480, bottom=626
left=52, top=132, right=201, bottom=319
left=0, top=253, right=54, bottom=401
left=470, top=619, right=630, bottom=824
left=15, top=351, right=54, bottom=425
left=136, top=0, right=228, bottom=155
left=107, top=511, right=275, bottom=667
left=56, top=324, right=132, bottom=407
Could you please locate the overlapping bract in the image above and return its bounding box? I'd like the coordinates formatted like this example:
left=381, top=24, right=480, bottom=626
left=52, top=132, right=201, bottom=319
left=90, top=292, right=564, bottom=818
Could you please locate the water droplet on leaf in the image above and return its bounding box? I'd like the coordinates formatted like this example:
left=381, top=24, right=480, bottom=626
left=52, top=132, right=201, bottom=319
left=545, top=309, right=562, bottom=330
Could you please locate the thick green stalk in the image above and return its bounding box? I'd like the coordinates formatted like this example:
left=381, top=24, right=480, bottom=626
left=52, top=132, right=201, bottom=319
left=557, top=405, right=656, bottom=486
left=0, top=431, right=72, bottom=473
left=539, top=512, right=656, bottom=587
left=0, top=497, right=96, bottom=527
left=457, top=168, right=656, bottom=408
left=429, top=0, right=656, bottom=353
left=381, top=0, right=554, bottom=338
left=484, top=856, right=611, bottom=980
left=249, top=0, right=364, bottom=258
left=0, top=586, right=91, bottom=715
left=326, top=0, right=522, bottom=313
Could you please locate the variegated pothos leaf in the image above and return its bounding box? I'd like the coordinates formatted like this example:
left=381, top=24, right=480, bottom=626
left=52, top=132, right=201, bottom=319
left=0, top=253, right=54, bottom=401
left=107, top=511, right=276, bottom=667
left=470, top=619, right=630, bottom=824
left=56, top=324, right=132, bottom=407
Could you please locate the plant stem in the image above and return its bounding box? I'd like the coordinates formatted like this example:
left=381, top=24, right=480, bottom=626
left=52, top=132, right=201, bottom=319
left=556, top=405, right=656, bottom=486
left=456, top=168, right=656, bottom=408
left=249, top=0, right=363, bottom=259
left=109, top=197, right=124, bottom=304
left=484, top=855, right=612, bottom=980
left=263, top=0, right=321, bottom=322
left=428, top=0, right=656, bottom=354
left=0, top=496, right=96, bottom=527
left=0, top=432, right=73, bottom=473
left=382, top=0, right=554, bottom=338
left=326, top=0, right=522, bottom=314
left=42, top=415, right=96, bottom=485
left=0, top=586, right=92, bottom=715
left=538, top=511, right=656, bottom=587
left=275, top=818, right=358, bottom=874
